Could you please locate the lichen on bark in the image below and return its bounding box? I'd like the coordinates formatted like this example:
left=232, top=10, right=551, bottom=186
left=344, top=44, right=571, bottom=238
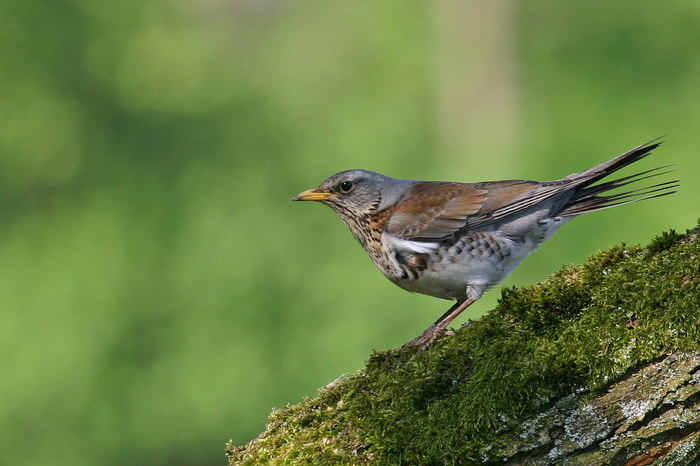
left=227, top=222, right=700, bottom=465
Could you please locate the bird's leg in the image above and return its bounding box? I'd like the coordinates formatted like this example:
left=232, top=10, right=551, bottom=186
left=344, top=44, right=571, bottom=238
left=403, top=298, right=476, bottom=351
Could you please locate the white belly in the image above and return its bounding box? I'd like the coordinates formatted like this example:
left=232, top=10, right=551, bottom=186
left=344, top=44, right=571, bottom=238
left=388, top=216, right=571, bottom=301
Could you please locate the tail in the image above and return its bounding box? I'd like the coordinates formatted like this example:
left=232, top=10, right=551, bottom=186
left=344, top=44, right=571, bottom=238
left=557, top=138, right=679, bottom=217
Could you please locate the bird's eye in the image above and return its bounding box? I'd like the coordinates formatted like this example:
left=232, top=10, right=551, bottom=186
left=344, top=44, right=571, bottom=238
left=339, top=181, right=354, bottom=193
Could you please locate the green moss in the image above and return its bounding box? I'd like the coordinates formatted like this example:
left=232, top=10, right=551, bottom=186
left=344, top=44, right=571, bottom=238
left=228, top=222, right=700, bottom=464
left=647, top=228, right=681, bottom=255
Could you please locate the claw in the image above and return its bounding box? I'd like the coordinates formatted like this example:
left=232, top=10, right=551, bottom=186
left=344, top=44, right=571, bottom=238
left=402, top=324, right=444, bottom=351
left=402, top=298, right=476, bottom=351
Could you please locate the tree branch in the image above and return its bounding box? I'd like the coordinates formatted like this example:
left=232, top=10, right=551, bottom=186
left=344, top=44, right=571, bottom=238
left=228, top=222, right=700, bottom=465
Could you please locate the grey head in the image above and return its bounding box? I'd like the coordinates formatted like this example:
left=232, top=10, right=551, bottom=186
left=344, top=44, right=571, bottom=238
left=291, top=169, right=414, bottom=219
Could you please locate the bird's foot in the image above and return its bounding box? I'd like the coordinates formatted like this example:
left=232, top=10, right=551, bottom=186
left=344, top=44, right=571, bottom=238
left=402, top=324, right=445, bottom=351
left=403, top=298, right=476, bottom=350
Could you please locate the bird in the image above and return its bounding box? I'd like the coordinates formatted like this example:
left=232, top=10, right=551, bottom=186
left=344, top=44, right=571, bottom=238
left=292, top=139, right=677, bottom=350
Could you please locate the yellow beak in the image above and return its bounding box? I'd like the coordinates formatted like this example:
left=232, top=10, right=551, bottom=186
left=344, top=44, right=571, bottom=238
left=291, top=189, right=338, bottom=202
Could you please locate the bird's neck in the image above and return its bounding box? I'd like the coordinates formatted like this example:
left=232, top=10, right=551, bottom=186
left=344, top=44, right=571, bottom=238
left=337, top=210, right=375, bottom=250
left=337, top=207, right=406, bottom=279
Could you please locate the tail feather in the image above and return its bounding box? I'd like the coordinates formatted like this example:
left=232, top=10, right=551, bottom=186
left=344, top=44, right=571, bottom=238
left=563, top=138, right=664, bottom=186
left=559, top=181, right=678, bottom=216
left=567, top=165, right=675, bottom=203
left=557, top=138, right=678, bottom=217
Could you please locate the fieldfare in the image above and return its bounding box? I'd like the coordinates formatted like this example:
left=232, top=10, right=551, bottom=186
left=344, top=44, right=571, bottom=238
left=292, top=139, right=677, bottom=350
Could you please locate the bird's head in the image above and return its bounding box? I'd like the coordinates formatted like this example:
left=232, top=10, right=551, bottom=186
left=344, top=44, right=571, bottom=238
left=292, top=169, right=410, bottom=222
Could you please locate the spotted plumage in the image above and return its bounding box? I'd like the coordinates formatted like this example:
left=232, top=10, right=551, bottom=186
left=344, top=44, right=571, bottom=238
left=292, top=139, right=677, bottom=349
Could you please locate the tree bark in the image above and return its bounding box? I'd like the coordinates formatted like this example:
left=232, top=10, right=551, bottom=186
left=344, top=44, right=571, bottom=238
left=499, top=352, right=700, bottom=465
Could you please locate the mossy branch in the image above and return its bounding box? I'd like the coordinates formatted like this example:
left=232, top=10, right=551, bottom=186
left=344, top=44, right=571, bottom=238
left=228, top=222, right=700, bottom=465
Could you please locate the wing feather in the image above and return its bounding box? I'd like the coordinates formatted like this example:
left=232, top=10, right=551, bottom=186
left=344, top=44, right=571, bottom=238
left=386, top=180, right=563, bottom=241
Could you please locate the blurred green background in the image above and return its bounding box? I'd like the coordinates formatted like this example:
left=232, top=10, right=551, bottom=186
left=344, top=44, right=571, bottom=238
left=2, top=1, right=699, bottom=464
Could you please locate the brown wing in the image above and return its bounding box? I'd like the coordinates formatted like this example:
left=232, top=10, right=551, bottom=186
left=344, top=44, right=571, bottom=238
left=385, top=179, right=574, bottom=241
left=384, top=182, right=488, bottom=240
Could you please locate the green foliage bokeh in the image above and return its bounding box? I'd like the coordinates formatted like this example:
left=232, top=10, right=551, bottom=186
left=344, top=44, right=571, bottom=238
left=1, top=1, right=698, bottom=464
